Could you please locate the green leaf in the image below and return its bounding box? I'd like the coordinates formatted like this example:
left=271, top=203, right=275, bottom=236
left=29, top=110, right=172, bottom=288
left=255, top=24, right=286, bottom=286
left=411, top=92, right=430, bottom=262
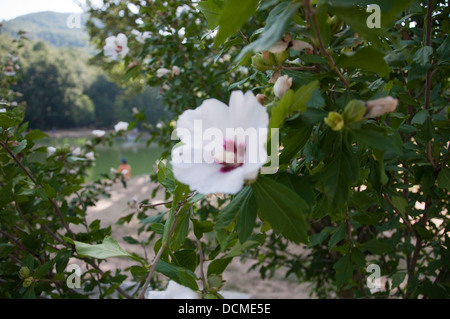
left=236, top=190, right=257, bottom=243
left=174, top=250, right=198, bottom=273
left=215, top=185, right=252, bottom=229
left=330, top=5, right=387, bottom=47
left=157, top=161, right=176, bottom=193
left=43, top=183, right=56, bottom=199
left=333, top=254, right=353, bottom=288
left=197, top=0, right=223, bottom=29
left=411, top=109, right=429, bottom=125
left=13, top=140, right=27, bottom=155
left=74, top=236, right=142, bottom=263
left=207, top=258, right=233, bottom=276
left=336, top=46, right=390, bottom=77
left=192, top=219, right=214, bottom=239
left=269, top=81, right=319, bottom=129
left=328, top=223, right=347, bottom=251
left=436, top=35, right=450, bottom=60
left=391, top=272, right=407, bottom=289
left=122, top=236, right=140, bottom=245
left=236, top=1, right=301, bottom=62
left=413, top=46, right=433, bottom=67
left=0, top=182, right=12, bottom=208
left=25, top=129, right=48, bottom=142
left=350, top=124, right=402, bottom=155
left=436, top=167, right=450, bottom=190
left=177, top=268, right=199, bottom=291
left=214, top=0, right=260, bottom=47
left=251, top=176, right=309, bottom=244
left=362, top=238, right=393, bottom=254
left=0, top=114, right=21, bottom=129
left=392, top=195, right=408, bottom=216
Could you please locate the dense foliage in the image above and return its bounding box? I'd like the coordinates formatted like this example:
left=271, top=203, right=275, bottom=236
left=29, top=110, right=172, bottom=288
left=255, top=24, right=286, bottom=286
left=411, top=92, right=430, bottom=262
left=0, top=0, right=449, bottom=299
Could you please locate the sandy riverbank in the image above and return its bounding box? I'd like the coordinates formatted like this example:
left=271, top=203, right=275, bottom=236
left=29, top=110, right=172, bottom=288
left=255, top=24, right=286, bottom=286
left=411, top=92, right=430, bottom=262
left=81, top=175, right=312, bottom=299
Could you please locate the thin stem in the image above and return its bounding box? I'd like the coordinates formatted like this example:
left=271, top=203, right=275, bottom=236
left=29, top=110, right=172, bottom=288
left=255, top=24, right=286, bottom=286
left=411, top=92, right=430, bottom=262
left=303, top=0, right=350, bottom=89
left=238, top=29, right=249, bottom=45
left=138, top=214, right=178, bottom=299
left=140, top=200, right=173, bottom=209
left=383, top=193, right=415, bottom=235
left=138, top=192, right=196, bottom=299
left=196, top=237, right=208, bottom=293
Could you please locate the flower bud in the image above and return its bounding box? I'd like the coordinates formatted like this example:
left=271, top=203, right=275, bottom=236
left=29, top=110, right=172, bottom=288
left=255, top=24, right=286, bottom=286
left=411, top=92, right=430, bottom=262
left=251, top=54, right=273, bottom=72
left=207, top=274, right=223, bottom=292
left=256, top=94, right=267, bottom=105
left=365, top=96, right=398, bottom=118
left=171, top=65, right=181, bottom=76
left=273, top=50, right=290, bottom=66
left=273, top=75, right=293, bottom=99
left=343, top=100, right=366, bottom=124
left=19, top=266, right=30, bottom=279
left=324, top=112, right=345, bottom=131
left=22, top=276, right=34, bottom=287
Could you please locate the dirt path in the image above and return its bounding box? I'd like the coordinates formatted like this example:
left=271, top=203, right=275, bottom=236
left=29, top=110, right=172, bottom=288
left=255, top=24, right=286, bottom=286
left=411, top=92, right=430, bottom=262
left=83, top=175, right=312, bottom=299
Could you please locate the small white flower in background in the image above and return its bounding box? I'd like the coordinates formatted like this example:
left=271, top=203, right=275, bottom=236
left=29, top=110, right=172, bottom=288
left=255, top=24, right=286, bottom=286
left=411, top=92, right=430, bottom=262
left=172, top=65, right=181, bottom=76
left=171, top=91, right=269, bottom=195
left=146, top=281, right=198, bottom=299
left=3, top=66, right=16, bottom=76
left=103, top=33, right=129, bottom=60
left=110, top=167, right=118, bottom=175
left=114, top=121, right=129, bottom=132
left=85, top=152, right=95, bottom=161
left=47, top=146, right=56, bottom=156
left=131, top=29, right=151, bottom=44
left=365, top=96, right=398, bottom=118
left=0, top=108, right=6, bottom=113
left=92, top=129, right=106, bottom=138
left=156, top=68, right=171, bottom=78
left=72, top=147, right=81, bottom=156
left=156, top=122, right=164, bottom=129
left=132, top=107, right=139, bottom=115
left=273, top=74, right=293, bottom=99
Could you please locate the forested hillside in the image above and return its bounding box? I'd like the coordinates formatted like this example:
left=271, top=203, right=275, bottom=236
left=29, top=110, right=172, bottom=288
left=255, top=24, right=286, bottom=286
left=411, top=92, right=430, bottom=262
left=0, top=12, right=167, bottom=130
left=1, top=11, right=89, bottom=49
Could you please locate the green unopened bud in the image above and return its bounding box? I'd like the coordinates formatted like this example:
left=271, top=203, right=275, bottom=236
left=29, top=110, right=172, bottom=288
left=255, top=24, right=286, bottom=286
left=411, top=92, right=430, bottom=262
left=207, top=274, right=223, bottom=292
left=343, top=100, right=366, bottom=124
left=19, top=266, right=30, bottom=279
left=324, top=112, right=344, bottom=131
left=22, top=276, right=34, bottom=287
left=274, top=50, right=290, bottom=66
left=251, top=53, right=274, bottom=72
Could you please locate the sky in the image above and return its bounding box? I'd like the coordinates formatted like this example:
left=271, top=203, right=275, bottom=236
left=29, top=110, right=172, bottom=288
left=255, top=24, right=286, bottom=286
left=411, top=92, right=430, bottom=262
left=0, top=0, right=88, bottom=21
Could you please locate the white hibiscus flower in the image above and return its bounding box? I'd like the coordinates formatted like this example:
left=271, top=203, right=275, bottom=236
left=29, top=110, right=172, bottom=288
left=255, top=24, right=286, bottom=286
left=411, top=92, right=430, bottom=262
left=85, top=152, right=95, bottom=161
left=92, top=129, right=106, bottom=138
left=103, top=33, right=129, bottom=60
left=171, top=91, right=269, bottom=195
left=114, top=121, right=129, bottom=132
